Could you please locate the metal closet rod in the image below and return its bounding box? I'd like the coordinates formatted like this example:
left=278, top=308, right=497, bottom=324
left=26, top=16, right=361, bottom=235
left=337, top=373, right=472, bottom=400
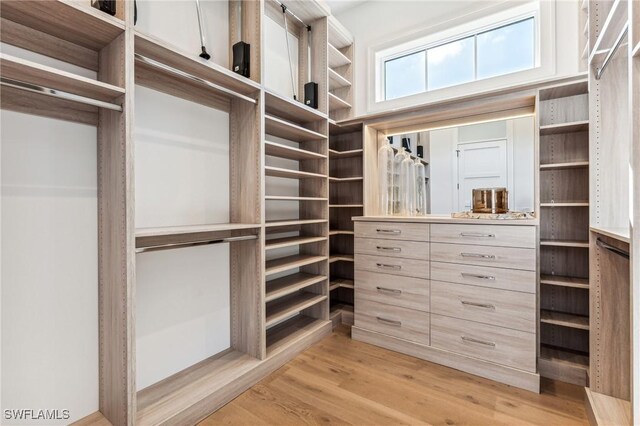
left=0, top=77, right=123, bottom=112
left=596, top=238, right=629, bottom=259
left=274, top=0, right=311, bottom=30
left=595, top=23, right=628, bottom=80
left=136, top=234, right=258, bottom=254
left=134, top=54, right=257, bottom=105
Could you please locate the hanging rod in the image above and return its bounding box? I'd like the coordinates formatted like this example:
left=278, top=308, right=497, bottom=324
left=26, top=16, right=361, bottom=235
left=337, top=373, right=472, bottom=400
left=595, top=23, right=628, bottom=80
left=134, top=54, right=257, bottom=105
left=136, top=234, right=258, bottom=254
left=274, top=0, right=311, bottom=30
left=596, top=238, right=629, bottom=259
left=0, top=77, right=123, bottom=111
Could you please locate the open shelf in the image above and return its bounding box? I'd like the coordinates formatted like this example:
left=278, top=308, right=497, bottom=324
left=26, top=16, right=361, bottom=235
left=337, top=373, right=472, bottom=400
left=265, top=235, right=327, bottom=250
left=330, top=204, right=363, bottom=208
left=264, top=166, right=327, bottom=179
left=328, top=68, right=351, bottom=91
left=539, top=120, right=589, bottom=135
left=539, top=344, right=589, bottom=370
left=265, top=114, right=325, bottom=141
left=540, top=239, right=589, bottom=248
left=265, top=219, right=327, bottom=228
left=541, top=310, right=590, bottom=330
left=585, top=388, right=632, bottom=426
left=540, top=161, right=589, bottom=170
left=540, top=202, right=589, bottom=207
left=329, top=148, right=363, bottom=158
left=265, top=292, right=327, bottom=328
left=136, top=350, right=260, bottom=426
left=265, top=196, right=327, bottom=202
left=329, top=229, right=355, bottom=236
left=265, top=89, right=327, bottom=124
left=135, top=223, right=260, bottom=250
left=539, top=81, right=589, bottom=101
left=540, top=274, right=589, bottom=289
left=328, top=16, right=354, bottom=49
left=265, top=141, right=326, bottom=160
left=329, top=92, right=352, bottom=111
left=328, top=43, right=351, bottom=68
left=266, top=315, right=329, bottom=357
left=265, top=254, right=327, bottom=276
left=329, top=278, right=354, bottom=291
left=329, top=176, right=363, bottom=182
left=265, top=273, right=327, bottom=303
left=329, top=254, right=354, bottom=263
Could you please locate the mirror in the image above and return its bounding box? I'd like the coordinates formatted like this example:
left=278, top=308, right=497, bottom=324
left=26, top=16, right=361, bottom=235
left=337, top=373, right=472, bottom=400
left=388, top=116, right=535, bottom=215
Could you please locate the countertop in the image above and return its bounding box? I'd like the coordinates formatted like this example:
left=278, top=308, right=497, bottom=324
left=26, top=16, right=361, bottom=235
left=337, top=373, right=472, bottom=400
left=353, top=215, right=539, bottom=226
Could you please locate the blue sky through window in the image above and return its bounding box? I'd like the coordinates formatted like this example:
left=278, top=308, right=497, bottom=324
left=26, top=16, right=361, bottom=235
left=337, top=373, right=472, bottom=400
left=385, top=51, right=426, bottom=100
left=477, top=18, right=535, bottom=79
left=427, top=36, right=475, bottom=91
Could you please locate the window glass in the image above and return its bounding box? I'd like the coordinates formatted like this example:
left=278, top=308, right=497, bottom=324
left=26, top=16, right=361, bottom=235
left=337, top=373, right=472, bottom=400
left=384, top=51, right=426, bottom=100
left=427, top=36, right=475, bottom=91
left=477, top=18, right=535, bottom=80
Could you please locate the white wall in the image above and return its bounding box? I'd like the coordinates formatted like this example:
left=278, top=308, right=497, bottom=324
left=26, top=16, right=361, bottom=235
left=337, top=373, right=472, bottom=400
left=335, top=0, right=581, bottom=115
left=264, top=15, right=300, bottom=99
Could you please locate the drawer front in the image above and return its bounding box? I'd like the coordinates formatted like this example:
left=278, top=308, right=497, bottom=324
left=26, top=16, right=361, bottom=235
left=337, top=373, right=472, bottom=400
left=355, top=270, right=429, bottom=312
left=355, top=238, right=429, bottom=260
left=355, top=299, right=430, bottom=345
left=355, top=222, right=429, bottom=242
left=355, top=254, right=430, bottom=279
left=431, top=281, right=536, bottom=333
left=431, top=243, right=535, bottom=271
left=431, top=262, right=536, bottom=293
left=430, top=224, right=536, bottom=248
left=431, top=314, right=536, bottom=372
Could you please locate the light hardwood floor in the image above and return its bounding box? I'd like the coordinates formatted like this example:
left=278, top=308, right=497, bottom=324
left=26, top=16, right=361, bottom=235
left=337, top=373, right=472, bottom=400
left=200, top=326, right=588, bottom=425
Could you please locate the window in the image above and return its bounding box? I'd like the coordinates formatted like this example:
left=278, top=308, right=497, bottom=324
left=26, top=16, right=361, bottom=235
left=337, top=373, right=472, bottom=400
left=382, top=15, right=537, bottom=100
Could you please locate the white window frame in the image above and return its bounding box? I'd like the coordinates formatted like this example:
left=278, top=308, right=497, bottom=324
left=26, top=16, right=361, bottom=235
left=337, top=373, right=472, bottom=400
left=370, top=1, right=555, bottom=112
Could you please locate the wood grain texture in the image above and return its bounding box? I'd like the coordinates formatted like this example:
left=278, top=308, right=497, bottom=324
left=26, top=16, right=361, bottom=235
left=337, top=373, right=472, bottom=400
left=585, top=388, right=631, bottom=426
left=355, top=237, right=429, bottom=259
left=431, top=242, right=536, bottom=271
left=355, top=270, right=429, bottom=312
left=355, top=221, right=429, bottom=241
left=431, top=261, right=537, bottom=293
left=355, top=254, right=430, bottom=280
left=355, top=299, right=430, bottom=346
left=430, top=223, right=536, bottom=248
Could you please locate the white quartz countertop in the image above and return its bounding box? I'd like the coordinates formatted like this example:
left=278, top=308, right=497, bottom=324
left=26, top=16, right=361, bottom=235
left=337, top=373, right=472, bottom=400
left=352, top=215, right=539, bottom=226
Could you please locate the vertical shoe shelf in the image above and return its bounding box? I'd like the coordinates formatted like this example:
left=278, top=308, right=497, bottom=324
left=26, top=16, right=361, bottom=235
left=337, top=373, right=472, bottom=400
left=537, top=80, right=590, bottom=386
left=328, top=16, right=354, bottom=121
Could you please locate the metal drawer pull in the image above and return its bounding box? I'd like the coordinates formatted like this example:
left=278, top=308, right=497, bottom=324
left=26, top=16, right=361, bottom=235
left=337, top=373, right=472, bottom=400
left=461, top=336, right=496, bottom=347
left=377, top=246, right=401, bottom=252
left=461, top=301, right=495, bottom=310
left=376, top=229, right=401, bottom=234
left=376, top=286, right=402, bottom=295
left=376, top=263, right=401, bottom=270
left=461, top=272, right=496, bottom=280
left=460, top=253, right=496, bottom=259
left=376, top=316, right=402, bottom=326
left=460, top=232, right=495, bottom=238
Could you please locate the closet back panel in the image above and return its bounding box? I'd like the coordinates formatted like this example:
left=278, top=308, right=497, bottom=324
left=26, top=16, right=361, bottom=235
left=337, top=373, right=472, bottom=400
left=539, top=94, right=589, bottom=125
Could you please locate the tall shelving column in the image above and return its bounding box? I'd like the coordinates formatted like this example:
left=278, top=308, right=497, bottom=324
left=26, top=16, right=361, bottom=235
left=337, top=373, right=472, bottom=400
left=328, top=16, right=354, bottom=121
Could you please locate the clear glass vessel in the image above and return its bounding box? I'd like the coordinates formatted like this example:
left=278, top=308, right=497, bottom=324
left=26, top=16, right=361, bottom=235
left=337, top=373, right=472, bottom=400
left=392, top=148, right=408, bottom=214
left=400, top=153, right=416, bottom=215
left=414, top=159, right=427, bottom=216
left=377, top=140, right=395, bottom=215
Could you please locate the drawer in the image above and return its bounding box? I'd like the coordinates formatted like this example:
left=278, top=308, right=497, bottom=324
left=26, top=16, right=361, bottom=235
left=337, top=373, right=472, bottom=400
left=431, top=281, right=536, bottom=333
left=431, top=314, right=536, bottom=372
left=355, top=270, right=429, bottom=312
left=431, top=243, right=535, bottom=271
left=355, top=238, right=429, bottom=260
left=431, top=262, right=536, bottom=293
left=355, top=222, right=429, bottom=242
left=355, top=254, right=430, bottom=279
left=430, top=224, right=536, bottom=248
left=355, top=299, right=430, bottom=345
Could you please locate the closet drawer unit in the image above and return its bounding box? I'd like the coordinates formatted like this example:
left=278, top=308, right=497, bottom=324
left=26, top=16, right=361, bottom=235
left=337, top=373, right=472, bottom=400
left=355, top=238, right=429, bottom=260
left=431, top=281, right=536, bottom=333
left=355, top=222, right=429, bottom=242
left=430, top=243, right=535, bottom=271
left=355, top=299, right=430, bottom=345
left=355, top=254, right=430, bottom=279
left=431, top=314, right=536, bottom=372
left=430, top=224, right=536, bottom=248
left=430, top=262, right=536, bottom=293
left=355, top=270, right=429, bottom=312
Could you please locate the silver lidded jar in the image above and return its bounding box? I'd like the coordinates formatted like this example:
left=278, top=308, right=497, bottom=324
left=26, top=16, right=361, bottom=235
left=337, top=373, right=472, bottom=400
left=472, top=187, right=508, bottom=214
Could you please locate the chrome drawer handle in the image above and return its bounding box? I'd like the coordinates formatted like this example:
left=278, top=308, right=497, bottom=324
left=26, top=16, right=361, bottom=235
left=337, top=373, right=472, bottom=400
left=376, top=286, right=402, bottom=295
left=461, top=336, right=496, bottom=347
left=376, top=229, right=401, bottom=234
left=460, top=253, right=496, bottom=259
left=376, top=316, right=402, bottom=326
left=461, top=272, right=496, bottom=280
left=461, top=301, right=495, bottom=310
left=460, top=232, right=495, bottom=238
left=377, top=246, right=401, bottom=252
left=376, top=263, right=401, bottom=270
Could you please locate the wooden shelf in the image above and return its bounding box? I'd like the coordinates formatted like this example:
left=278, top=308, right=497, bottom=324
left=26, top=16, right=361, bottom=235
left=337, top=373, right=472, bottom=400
left=540, top=310, right=590, bottom=330
left=265, top=292, right=327, bottom=327
left=540, top=344, right=589, bottom=370
left=329, top=148, right=363, bottom=158
left=540, top=161, right=589, bottom=170
left=329, top=176, right=363, bottom=182
left=540, top=274, right=589, bottom=289
left=265, top=166, right=326, bottom=179
left=265, top=89, right=326, bottom=124
left=328, top=43, right=351, bottom=68
left=329, top=121, right=363, bottom=136
left=329, top=278, right=354, bottom=291
left=265, top=114, right=325, bottom=141
left=539, top=81, right=588, bottom=101
left=540, top=202, right=589, bottom=207
left=0, top=0, right=124, bottom=52
left=329, top=229, right=354, bottom=236
left=585, top=388, right=632, bottom=426
left=265, top=219, right=327, bottom=228
left=265, top=254, right=327, bottom=276
left=265, top=235, right=326, bottom=250
left=540, top=239, right=589, bottom=248
left=73, top=411, right=112, bottom=426
left=329, top=254, right=354, bottom=263
left=329, top=92, right=352, bottom=111
left=265, top=141, right=326, bottom=161
left=539, top=121, right=589, bottom=135
left=136, top=350, right=260, bottom=426
left=328, top=16, right=354, bottom=49
left=266, top=315, right=330, bottom=357
left=329, top=204, right=363, bottom=208
left=265, top=195, right=328, bottom=201
left=135, top=223, right=259, bottom=250
left=265, top=273, right=327, bottom=303
left=328, top=68, right=351, bottom=91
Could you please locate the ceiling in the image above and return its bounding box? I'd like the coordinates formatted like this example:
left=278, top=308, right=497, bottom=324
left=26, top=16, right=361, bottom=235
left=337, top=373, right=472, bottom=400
left=325, top=0, right=370, bottom=15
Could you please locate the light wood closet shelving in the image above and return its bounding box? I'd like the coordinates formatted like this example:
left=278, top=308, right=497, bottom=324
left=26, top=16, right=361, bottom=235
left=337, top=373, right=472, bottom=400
left=327, top=16, right=354, bottom=121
